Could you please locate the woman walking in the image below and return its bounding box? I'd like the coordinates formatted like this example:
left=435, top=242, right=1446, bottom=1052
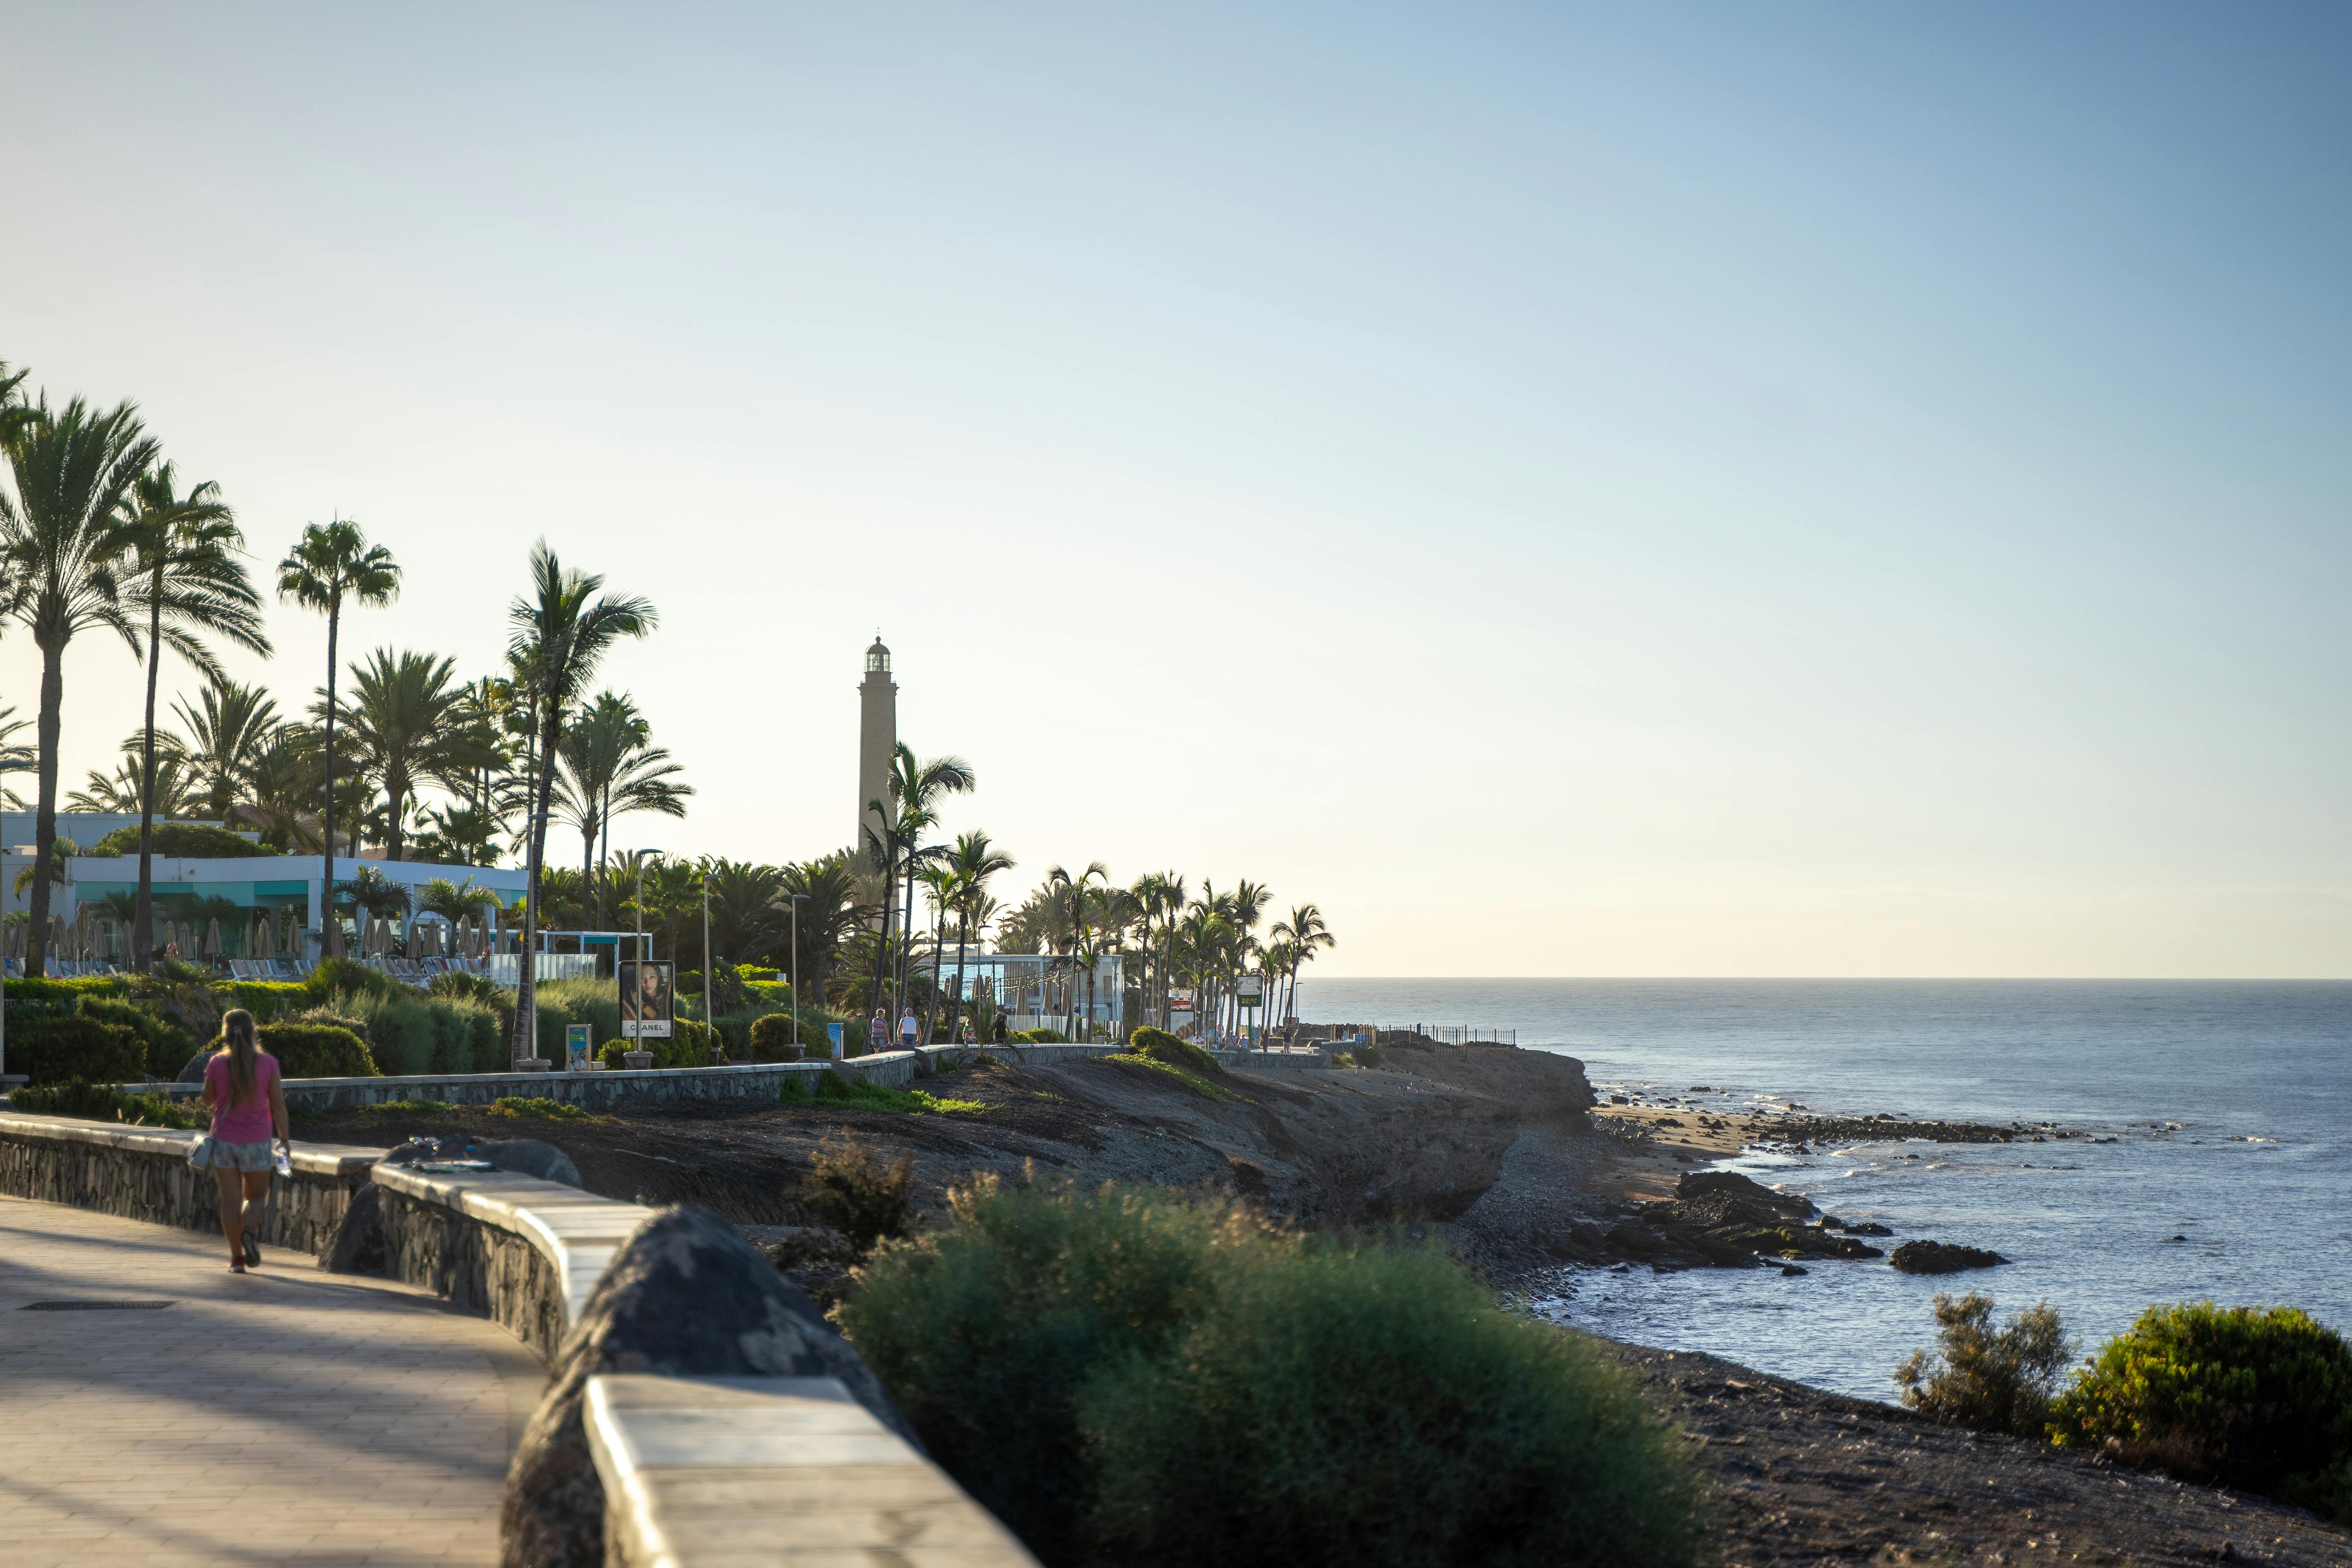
left=190, top=1009, right=290, bottom=1273
left=866, top=1007, right=889, bottom=1055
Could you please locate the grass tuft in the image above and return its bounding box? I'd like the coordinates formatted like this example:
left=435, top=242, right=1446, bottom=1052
left=1104, top=1052, right=1241, bottom=1103
left=779, top=1071, right=984, bottom=1115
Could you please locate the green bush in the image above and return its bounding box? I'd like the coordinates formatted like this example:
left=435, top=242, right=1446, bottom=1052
left=1010, top=1026, right=1067, bottom=1044
left=839, top=1178, right=1697, bottom=1567
left=78, top=994, right=196, bottom=1080
left=216, top=980, right=312, bottom=1021
left=252, top=1021, right=378, bottom=1078
left=6, top=975, right=124, bottom=1023
left=749, top=1013, right=805, bottom=1062
left=779, top=1071, right=983, bottom=1116
left=304, top=955, right=398, bottom=1005
left=1127, top=1026, right=1223, bottom=1075
left=1893, top=1292, right=2075, bottom=1436
left=2050, top=1302, right=2352, bottom=1522
left=9, top=1016, right=147, bottom=1086
left=1106, top=1051, right=1241, bottom=1104
left=11, top=1077, right=205, bottom=1129
left=316, top=988, right=435, bottom=1075
left=91, top=821, right=269, bottom=858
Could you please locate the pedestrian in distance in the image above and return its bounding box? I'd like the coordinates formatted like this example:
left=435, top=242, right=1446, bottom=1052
left=899, top=1007, right=920, bottom=1049
left=992, top=1009, right=1009, bottom=1045
left=188, top=1009, right=290, bottom=1274
left=867, top=1008, right=889, bottom=1054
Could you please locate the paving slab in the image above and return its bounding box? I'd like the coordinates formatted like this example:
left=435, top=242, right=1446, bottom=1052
left=0, top=1195, right=544, bottom=1568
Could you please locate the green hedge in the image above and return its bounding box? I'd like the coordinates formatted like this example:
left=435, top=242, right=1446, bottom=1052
left=92, top=822, right=271, bottom=858
left=748, top=1013, right=805, bottom=1062
left=9, top=1016, right=147, bottom=1086
left=247, top=1022, right=378, bottom=1079
left=75, top=994, right=196, bottom=1079
left=594, top=1018, right=715, bottom=1070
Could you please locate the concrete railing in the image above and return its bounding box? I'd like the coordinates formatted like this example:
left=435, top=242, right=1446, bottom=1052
left=0, top=1109, right=380, bottom=1253
left=380, top=1146, right=1038, bottom=1566
left=588, top=1374, right=1035, bottom=1567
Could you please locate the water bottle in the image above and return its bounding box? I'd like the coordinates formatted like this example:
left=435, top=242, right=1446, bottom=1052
left=274, top=1145, right=292, bottom=1178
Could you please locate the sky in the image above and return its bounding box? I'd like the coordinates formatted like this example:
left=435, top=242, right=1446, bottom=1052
left=2, top=3, right=2346, bottom=977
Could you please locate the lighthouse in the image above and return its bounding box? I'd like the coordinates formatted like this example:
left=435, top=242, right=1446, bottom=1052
left=858, top=636, right=897, bottom=854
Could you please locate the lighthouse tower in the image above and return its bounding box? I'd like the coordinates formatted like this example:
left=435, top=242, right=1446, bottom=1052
left=857, top=637, right=898, bottom=853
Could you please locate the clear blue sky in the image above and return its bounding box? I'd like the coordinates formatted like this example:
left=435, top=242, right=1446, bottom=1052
left=4, top=3, right=2346, bottom=975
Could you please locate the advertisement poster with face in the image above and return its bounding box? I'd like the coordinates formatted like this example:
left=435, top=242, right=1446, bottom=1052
left=619, top=960, right=674, bottom=1038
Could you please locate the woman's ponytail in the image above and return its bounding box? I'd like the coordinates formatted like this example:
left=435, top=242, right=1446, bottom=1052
left=222, top=1009, right=258, bottom=1108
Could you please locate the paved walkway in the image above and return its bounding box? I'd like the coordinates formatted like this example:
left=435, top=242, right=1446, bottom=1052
left=0, top=1196, right=546, bottom=1567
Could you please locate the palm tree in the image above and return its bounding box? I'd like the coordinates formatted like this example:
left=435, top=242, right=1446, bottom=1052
left=506, top=541, right=655, bottom=1060
left=779, top=852, right=868, bottom=1007
left=69, top=751, right=197, bottom=816
left=553, top=692, right=691, bottom=922
left=937, top=830, right=1015, bottom=1041
left=121, top=463, right=269, bottom=970
left=277, top=520, right=400, bottom=954
left=0, top=706, right=35, bottom=810
left=1042, top=862, right=1109, bottom=1037
left=1130, top=871, right=1185, bottom=1029
left=169, top=678, right=286, bottom=820
left=418, top=874, right=504, bottom=925
left=883, top=744, right=975, bottom=1012
left=328, top=648, right=492, bottom=861
left=0, top=394, right=157, bottom=976
left=0, top=361, right=32, bottom=445
left=1268, top=902, right=1334, bottom=1026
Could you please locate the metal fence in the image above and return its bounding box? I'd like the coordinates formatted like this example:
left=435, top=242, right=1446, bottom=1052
left=1407, top=1025, right=1519, bottom=1046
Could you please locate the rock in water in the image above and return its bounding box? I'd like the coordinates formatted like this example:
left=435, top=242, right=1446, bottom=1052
left=480, top=1138, right=581, bottom=1188
left=500, top=1205, right=917, bottom=1568
left=1889, top=1239, right=2007, bottom=1274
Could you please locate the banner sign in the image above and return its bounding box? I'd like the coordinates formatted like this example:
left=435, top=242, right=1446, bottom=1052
left=1236, top=974, right=1264, bottom=1004
left=619, top=960, right=674, bottom=1038
left=566, top=1024, right=592, bottom=1072
left=826, top=1022, right=845, bottom=1059
left=1168, top=988, right=1196, bottom=1010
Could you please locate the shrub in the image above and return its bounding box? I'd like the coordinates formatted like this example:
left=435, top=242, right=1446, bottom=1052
left=319, top=988, right=436, bottom=1076
left=796, top=1133, right=913, bottom=1249
left=1893, top=1292, right=2075, bottom=1437
left=78, top=994, right=196, bottom=1080
left=5, top=975, right=116, bottom=1023
left=1127, top=1026, right=1223, bottom=1075
left=9, top=1015, right=147, bottom=1086
left=840, top=1177, right=1697, bottom=1568
left=92, top=822, right=269, bottom=858
left=748, top=1013, right=804, bottom=1062
left=1081, top=1235, right=1701, bottom=1568
left=10, top=1077, right=204, bottom=1129
left=2050, top=1302, right=2352, bottom=1522
left=252, top=1021, right=378, bottom=1078
left=216, top=980, right=312, bottom=1022
left=302, top=955, right=398, bottom=1004
left=1010, top=1026, right=1067, bottom=1044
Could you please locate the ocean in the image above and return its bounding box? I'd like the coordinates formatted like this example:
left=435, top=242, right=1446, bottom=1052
left=1290, top=978, right=2352, bottom=1404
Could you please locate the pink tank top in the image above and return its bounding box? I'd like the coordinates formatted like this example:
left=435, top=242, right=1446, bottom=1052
left=204, top=1051, right=280, bottom=1143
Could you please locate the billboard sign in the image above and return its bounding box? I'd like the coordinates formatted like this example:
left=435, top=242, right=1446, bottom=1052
left=1236, top=974, right=1264, bottom=1005
left=1168, top=988, right=1196, bottom=1010
left=619, top=960, right=674, bottom=1039
left=566, top=1023, right=592, bottom=1072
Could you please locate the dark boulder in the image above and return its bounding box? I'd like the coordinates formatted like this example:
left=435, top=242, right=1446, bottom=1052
left=176, top=1050, right=214, bottom=1085
left=480, top=1138, right=581, bottom=1188
left=1843, top=1220, right=1894, bottom=1236
left=1635, top=1172, right=1880, bottom=1264
left=500, top=1205, right=916, bottom=1568
left=1889, top=1240, right=2006, bottom=1274
left=318, top=1183, right=386, bottom=1275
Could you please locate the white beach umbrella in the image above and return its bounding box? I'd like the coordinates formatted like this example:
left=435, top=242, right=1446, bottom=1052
left=204, top=919, right=222, bottom=959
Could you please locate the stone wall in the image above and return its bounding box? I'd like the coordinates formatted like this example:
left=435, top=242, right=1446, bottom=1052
left=375, top=1178, right=574, bottom=1357
left=0, top=1111, right=379, bottom=1254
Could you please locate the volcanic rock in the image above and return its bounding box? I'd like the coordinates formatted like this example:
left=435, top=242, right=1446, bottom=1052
left=500, top=1205, right=915, bottom=1568
left=1889, top=1239, right=2006, bottom=1274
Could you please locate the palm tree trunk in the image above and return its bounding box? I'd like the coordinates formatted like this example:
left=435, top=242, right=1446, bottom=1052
left=320, top=599, right=341, bottom=957
left=134, top=599, right=163, bottom=973
left=513, top=699, right=559, bottom=1062
left=386, top=772, right=405, bottom=861
left=26, top=642, right=65, bottom=979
